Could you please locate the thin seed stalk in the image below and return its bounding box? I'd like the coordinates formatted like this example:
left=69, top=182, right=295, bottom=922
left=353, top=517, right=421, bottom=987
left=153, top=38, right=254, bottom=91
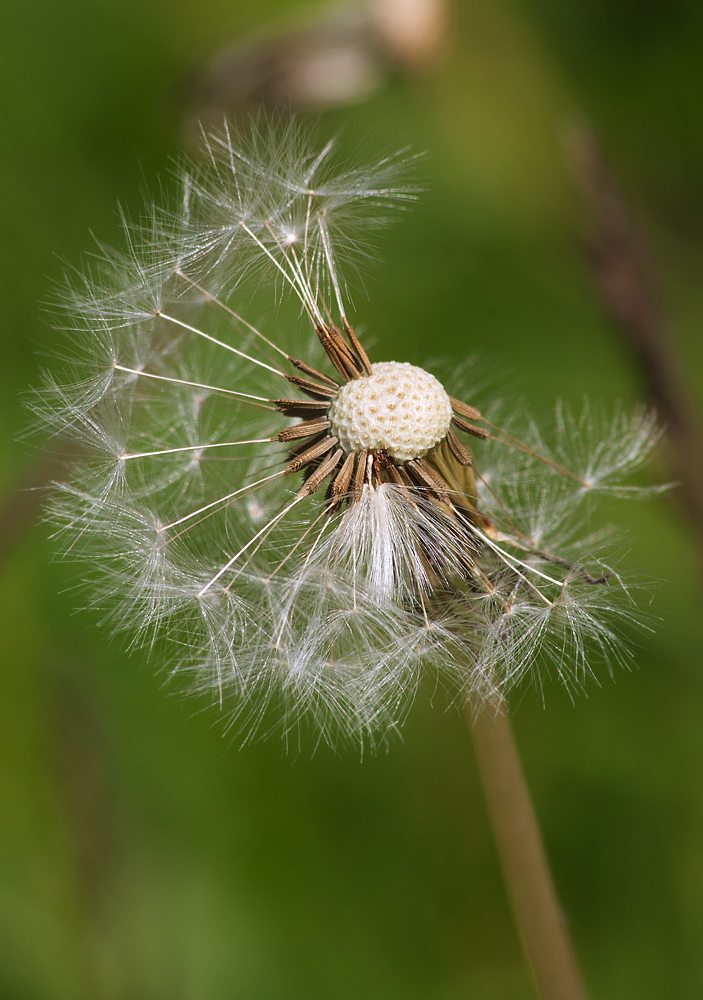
left=469, top=705, right=589, bottom=1000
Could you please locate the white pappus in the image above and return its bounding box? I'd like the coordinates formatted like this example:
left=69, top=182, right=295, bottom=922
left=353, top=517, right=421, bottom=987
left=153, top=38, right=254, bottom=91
left=33, top=117, right=662, bottom=747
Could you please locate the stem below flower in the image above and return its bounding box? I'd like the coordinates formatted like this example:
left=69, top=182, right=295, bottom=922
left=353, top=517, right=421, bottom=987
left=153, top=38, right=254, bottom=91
left=469, top=705, right=588, bottom=1000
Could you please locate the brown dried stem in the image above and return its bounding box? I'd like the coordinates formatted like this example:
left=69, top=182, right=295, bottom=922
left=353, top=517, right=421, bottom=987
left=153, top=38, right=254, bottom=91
left=470, top=705, right=589, bottom=1000
left=566, top=123, right=703, bottom=551
left=0, top=451, right=67, bottom=563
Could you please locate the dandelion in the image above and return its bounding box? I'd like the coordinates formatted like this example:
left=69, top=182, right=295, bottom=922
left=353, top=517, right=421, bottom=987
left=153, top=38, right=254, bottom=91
left=33, top=115, right=665, bottom=1000
left=34, top=116, right=660, bottom=748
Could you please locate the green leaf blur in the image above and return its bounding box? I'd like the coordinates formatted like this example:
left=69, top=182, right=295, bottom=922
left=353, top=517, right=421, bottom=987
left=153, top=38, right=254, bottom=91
left=1, top=0, right=702, bottom=997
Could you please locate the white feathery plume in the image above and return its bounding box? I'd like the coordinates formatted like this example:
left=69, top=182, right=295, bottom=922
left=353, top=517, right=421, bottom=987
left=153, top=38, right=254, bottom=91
left=32, top=116, right=662, bottom=747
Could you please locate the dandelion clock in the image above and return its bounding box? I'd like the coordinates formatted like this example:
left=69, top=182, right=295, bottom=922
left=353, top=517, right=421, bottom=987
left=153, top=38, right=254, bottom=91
left=33, top=116, right=661, bottom=1000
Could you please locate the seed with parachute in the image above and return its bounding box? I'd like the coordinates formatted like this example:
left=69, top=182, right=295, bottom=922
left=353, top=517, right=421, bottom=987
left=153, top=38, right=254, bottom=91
left=32, top=116, right=663, bottom=746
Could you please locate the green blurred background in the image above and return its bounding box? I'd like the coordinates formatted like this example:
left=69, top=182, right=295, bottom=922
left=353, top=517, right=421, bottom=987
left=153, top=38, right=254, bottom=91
left=2, top=0, right=703, bottom=997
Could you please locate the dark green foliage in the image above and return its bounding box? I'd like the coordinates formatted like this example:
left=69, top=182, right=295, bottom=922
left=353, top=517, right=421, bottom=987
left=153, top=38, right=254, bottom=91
left=2, top=0, right=703, bottom=996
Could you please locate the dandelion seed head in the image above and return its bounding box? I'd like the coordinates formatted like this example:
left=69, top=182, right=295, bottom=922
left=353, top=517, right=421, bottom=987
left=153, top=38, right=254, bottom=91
left=328, top=361, right=452, bottom=461
left=31, top=114, right=662, bottom=748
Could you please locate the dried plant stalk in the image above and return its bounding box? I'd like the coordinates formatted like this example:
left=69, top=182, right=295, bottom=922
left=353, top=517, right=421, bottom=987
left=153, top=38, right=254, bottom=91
left=566, top=123, right=703, bottom=555
left=471, top=706, right=588, bottom=1000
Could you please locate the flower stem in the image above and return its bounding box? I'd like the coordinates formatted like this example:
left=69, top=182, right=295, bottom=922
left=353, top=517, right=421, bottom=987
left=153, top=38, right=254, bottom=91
left=469, top=705, right=589, bottom=1000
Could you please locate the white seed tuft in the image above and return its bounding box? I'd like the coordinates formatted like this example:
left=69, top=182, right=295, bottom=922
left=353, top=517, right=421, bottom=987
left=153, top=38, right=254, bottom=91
left=30, top=118, right=661, bottom=749
left=328, top=362, right=452, bottom=461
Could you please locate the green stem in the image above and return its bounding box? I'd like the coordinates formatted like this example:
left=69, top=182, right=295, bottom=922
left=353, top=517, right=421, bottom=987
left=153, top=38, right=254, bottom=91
left=470, top=705, right=589, bottom=1000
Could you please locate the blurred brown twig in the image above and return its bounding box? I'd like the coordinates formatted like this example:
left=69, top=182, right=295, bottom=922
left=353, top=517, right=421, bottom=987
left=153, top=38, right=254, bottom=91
left=566, top=124, right=703, bottom=553
left=0, top=452, right=64, bottom=563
